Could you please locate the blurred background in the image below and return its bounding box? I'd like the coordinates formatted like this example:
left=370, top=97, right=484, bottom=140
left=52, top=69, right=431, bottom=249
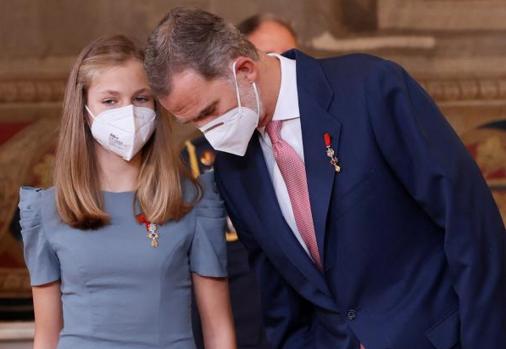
left=0, top=0, right=505, bottom=346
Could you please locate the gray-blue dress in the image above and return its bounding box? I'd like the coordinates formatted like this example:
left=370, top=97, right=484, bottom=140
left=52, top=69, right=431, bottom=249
left=19, top=173, right=227, bottom=349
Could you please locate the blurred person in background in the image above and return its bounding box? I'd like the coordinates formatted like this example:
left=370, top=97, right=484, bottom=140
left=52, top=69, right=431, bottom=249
left=237, top=13, right=297, bottom=54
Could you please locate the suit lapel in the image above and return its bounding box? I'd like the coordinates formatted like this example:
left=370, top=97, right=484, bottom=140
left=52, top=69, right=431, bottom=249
left=216, top=50, right=343, bottom=311
left=299, top=97, right=342, bottom=264
left=292, top=50, right=342, bottom=265
left=236, top=135, right=337, bottom=310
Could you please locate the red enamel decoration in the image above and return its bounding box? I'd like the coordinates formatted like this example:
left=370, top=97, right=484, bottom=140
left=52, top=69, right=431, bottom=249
left=323, top=132, right=341, bottom=173
left=323, top=132, right=332, bottom=147
left=136, top=213, right=147, bottom=224
left=136, top=213, right=160, bottom=248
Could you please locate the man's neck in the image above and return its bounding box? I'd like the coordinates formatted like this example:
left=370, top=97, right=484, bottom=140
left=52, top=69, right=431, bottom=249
left=257, top=53, right=282, bottom=128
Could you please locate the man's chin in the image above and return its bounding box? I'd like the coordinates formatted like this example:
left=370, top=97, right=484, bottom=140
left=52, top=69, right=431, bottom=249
left=258, top=113, right=271, bottom=128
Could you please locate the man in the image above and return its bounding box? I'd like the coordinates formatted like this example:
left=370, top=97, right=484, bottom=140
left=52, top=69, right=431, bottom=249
left=237, top=13, right=297, bottom=53
left=145, top=7, right=506, bottom=349
left=182, top=12, right=298, bottom=349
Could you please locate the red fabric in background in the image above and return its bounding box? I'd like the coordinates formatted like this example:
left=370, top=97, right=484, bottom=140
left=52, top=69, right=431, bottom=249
left=0, top=122, right=31, bottom=145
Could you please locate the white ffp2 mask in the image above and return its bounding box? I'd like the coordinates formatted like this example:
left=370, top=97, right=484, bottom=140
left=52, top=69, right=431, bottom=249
left=86, top=104, right=157, bottom=161
left=198, top=61, right=260, bottom=157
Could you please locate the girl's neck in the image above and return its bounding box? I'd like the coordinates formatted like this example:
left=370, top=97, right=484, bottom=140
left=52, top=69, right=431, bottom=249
left=95, top=143, right=141, bottom=192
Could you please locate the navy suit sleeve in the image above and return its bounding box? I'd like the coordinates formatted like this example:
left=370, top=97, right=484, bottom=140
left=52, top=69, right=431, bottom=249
left=365, top=60, right=506, bottom=348
left=214, top=169, right=313, bottom=349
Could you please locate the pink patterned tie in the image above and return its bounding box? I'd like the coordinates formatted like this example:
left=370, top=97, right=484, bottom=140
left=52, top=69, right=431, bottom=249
left=266, top=120, right=322, bottom=270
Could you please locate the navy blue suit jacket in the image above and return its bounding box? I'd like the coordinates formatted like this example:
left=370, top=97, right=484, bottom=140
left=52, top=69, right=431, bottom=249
left=214, top=50, right=506, bottom=349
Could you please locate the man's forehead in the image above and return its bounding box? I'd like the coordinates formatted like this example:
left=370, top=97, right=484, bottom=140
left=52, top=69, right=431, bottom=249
left=171, top=70, right=208, bottom=96
left=164, top=70, right=208, bottom=112
left=165, top=70, right=230, bottom=114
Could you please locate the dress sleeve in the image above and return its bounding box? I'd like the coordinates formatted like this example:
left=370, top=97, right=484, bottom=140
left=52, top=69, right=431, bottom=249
left=18, top=187, right=60, bottom=286
left=189, top=172, right=228, bottom=277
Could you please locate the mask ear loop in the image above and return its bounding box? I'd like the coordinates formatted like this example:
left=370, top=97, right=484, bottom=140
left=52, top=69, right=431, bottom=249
left=251, top=82, right=260, bottom=115
left=85, top=105, right=96, bottom=119
left=232, top=60, right=260, bottom=113
left=231, top=60, right=243, bottom=108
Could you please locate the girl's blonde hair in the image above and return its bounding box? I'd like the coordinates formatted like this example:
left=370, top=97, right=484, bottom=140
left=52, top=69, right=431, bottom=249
left=55, top=35, right=198, bottom=229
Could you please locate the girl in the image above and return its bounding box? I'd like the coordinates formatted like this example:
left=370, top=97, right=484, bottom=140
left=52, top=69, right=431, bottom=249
left=19, top=35, right=236, bottom=349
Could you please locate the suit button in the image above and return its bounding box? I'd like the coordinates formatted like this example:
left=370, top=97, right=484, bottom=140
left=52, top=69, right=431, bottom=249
left=346, top=309, right=357, bottom=320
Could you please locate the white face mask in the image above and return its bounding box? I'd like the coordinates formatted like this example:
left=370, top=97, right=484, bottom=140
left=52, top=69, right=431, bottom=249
left=86, top=104, right=157, bottom=161
left=198, top=61, right=260, bottom=157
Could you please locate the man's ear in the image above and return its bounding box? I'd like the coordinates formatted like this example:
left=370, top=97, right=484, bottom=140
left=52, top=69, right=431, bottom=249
left=233, top=56, right=258, bottom=83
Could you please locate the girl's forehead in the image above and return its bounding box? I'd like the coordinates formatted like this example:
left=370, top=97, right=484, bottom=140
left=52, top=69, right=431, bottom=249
left=88, top=61, right=151, bottom=94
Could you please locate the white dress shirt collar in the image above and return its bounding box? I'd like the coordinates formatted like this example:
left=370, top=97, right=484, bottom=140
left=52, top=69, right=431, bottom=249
left=258, top=53, right=300, bottom=136
left=269, top=53, right=300, bottom=122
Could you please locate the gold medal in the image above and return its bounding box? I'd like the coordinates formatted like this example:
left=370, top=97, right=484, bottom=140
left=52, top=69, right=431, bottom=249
left=147, top=223, right=160, bottom=248
left=324, top=132, right=341, bottom=173
left=136, top=214, right=160, bottom=248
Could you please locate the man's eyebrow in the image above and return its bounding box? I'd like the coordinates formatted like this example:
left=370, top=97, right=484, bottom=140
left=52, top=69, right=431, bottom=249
left=195, top=100, right=218, bottom=120
left=176, top=100, right=218, bottom=125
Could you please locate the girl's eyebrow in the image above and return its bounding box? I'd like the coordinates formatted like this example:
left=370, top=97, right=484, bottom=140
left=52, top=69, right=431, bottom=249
left=97, top=88, right=152, bottom=96
left=134, top=88, right=151, bottom=95
left=98, top=90, right=120, bottom=96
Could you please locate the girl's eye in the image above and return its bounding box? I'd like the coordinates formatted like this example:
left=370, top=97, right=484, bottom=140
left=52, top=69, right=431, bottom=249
left=102, top=99, right=116, bottom=105
left=135, top=96, right=151, bottom=103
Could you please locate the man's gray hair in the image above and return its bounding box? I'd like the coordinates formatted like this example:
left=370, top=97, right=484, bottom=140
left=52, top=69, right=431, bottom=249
left=145, top=7, right=259, bottom=97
